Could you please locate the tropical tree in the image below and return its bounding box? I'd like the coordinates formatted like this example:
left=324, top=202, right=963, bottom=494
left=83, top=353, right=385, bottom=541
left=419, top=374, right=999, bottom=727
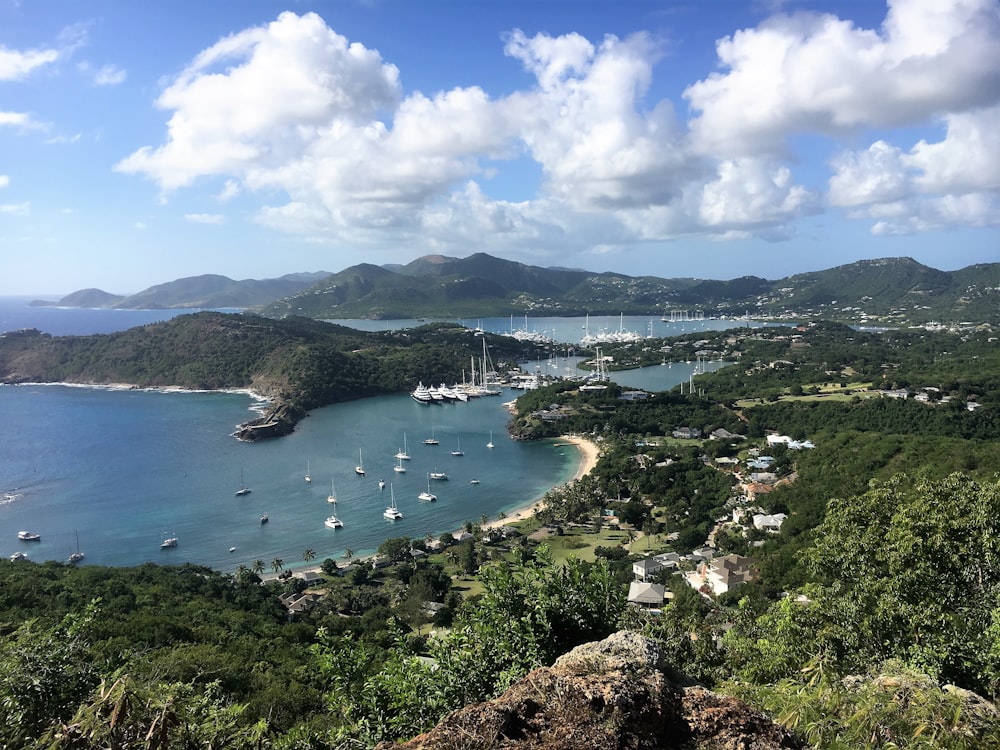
left=252, top=559, right=265, bottom=576
left=271, top=558, right=284, bottom=575
left=303, top=548, right=315, bottom=563
left=343, top=548, right=354, bottom=561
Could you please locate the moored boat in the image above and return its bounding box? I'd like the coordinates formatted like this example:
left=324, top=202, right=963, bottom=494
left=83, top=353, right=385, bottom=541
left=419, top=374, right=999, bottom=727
left=17, top=531, right=41, bottom=541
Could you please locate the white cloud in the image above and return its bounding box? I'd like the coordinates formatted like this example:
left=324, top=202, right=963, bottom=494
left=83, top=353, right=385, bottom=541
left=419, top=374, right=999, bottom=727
left=116, top=11, right=402, bottom=190
left=184, top=213, right=223, bottom=225
left=828, top=140, right=911, bottom=207
left=699, top=158, right=815, bottom=229
left=0, top=43, right=59, bottom=80
left=78, top=62, right=127, bottom=86
left=117, top=4, right=1000, bottom=258
left=0, top=111, right=35, bottom=129
left=829, top=105, right=1000, bottom=230
left=0, top=175, right=9, bottom=189
left=0, top=202, right=30, bottom=215
left=684, top=0, right=1000, bottom=157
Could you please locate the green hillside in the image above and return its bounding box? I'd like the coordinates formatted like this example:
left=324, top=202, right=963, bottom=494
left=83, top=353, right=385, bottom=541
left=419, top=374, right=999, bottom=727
left=0, top=312, right=544, bottom=440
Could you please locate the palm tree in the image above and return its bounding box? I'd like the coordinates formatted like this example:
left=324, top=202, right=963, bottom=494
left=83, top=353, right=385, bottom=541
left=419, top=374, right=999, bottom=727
left=343, top=548, right=354, bottom=561
left=252, top=559, right=265, bottom=576
left=303, top=548, right=315, bottom=563
left=271, top=558, right=284, bottom=575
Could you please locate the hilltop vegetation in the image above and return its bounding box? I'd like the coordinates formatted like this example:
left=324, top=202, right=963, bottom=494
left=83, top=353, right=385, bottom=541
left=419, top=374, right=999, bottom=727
left=35, top=253, right=1000, bottom=325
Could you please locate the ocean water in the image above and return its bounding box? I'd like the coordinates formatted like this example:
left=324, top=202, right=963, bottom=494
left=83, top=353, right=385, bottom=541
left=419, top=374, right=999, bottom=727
left=0, top=297, right=748, bottom=572
left=1, top=385, right=579, bottom=571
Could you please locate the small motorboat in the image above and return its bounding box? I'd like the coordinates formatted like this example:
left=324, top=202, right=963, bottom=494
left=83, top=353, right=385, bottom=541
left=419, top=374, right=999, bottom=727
left=260, top=514, right=269, bottom=525
left=160, top=537, right=178, bottom=549
left=17, top=531, right=41, bottom=541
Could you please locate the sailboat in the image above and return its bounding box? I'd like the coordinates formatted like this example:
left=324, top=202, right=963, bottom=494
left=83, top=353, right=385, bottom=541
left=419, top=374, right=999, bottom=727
left=235, top=466, right=252, bottom=496
left=423, top=428, right=439, bottom=445
left=68, top=531, right=84, bottom=564
left=451, top=436, right=464, bottom=456
left=355, top=449, right=365, bottom=476
left=305, top=461, right=311, bottom=483
left=487, top=430, right=495, bottom=449
left=394, top=455, right=406, bottom=473
left=429, top=468, right=449, bottom=481
left=418, top=473, right=437, bottom=502
left=383, top=485, right=403, bottom=520
left=378, top=478, right=386, bottom=490
left=395, top=434, right=411, bottom=461
left=327, top=478, right=338, bottom=504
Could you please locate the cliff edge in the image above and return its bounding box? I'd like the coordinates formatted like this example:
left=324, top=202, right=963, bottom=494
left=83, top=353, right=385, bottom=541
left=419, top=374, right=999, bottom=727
left=376, top=631, right=803, bottom=750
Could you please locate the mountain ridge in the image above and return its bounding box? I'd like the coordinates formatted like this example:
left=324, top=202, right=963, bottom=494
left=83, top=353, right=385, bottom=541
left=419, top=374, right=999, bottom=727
left=35, top=255, right=1000, bottom=324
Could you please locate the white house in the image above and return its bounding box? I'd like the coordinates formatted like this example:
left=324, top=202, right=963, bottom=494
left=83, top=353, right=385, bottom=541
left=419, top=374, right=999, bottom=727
left=752, top=513, right=787, bottom=533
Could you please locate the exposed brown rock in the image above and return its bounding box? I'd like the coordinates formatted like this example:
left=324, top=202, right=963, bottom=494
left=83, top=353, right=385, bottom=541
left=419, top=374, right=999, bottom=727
left=376, top=631, right=802, bottom=750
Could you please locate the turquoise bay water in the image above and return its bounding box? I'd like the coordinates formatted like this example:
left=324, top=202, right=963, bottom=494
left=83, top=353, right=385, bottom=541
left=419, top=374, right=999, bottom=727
left=0, top=297, right=749, bottom=572
left=1, top=386, right=579, bottom=572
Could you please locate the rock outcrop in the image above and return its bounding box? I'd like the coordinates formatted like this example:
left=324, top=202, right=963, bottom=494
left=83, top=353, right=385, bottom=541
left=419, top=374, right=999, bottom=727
left=376, top=631, right=803, bottom=750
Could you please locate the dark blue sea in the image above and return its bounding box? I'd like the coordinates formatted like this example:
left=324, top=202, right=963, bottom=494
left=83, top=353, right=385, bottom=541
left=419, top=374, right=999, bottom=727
left=0, top=297, right=751, bottom=571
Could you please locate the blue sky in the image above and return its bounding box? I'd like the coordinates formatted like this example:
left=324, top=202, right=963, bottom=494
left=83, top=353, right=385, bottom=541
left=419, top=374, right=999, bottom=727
left=1, top=0, right=998, bottom=295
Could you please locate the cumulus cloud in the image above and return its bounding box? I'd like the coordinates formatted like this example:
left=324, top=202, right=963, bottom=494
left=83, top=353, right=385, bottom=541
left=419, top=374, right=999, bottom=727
left=685, top=0, right=1000, bottom=157
left=0, top=175, right=9, bottom=189
left=118, top=2, right=1000, bottom=256
left=829, top=105, right=1000, bottom=230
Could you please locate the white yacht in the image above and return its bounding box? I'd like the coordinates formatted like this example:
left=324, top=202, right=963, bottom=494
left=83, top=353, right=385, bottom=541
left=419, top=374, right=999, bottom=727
left=160, top=537, right=178, bottom=549
left=235, top=466, right=251, bottom=496
left=411, top=382, right=432, bottom=404
left=355, top=449, right=365, bottom=476
left=325, top=514, right=344, bottom=529
left=418, top=474, right=437, bottom=502
left=451, top=436, right=464, bottom=456
left=17, top=531, right=41, bottom=541
left=395, top=434, right=411, bottom=460
left=9, top=551, right=27, bottom=562
left=429, top=469, right=449, bottom=481
left=327, top=478, right=338, bottom=504
left=383, top=486, right=403, bottom=520
left=394, top=455, right=406, bottom=473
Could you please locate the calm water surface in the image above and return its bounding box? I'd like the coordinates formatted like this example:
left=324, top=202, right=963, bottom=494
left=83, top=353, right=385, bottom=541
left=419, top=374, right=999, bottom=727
left=0, top=298, right=746, bottom=571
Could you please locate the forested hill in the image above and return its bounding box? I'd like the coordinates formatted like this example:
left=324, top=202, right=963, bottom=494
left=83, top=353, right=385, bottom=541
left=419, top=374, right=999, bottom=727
left=0, top=312, right=540, bottom=440
left=262, top=254, right=1000, bottom=323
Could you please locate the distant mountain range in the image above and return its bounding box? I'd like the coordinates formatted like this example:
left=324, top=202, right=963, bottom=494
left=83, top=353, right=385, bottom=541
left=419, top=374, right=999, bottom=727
left=30, top=272, right=332, bottom=311
left=33, top=255, right=1000, bottom=324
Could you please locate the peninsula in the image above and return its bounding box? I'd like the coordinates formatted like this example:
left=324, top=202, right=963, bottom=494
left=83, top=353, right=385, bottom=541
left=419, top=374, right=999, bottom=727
left=0, top=312, right=548, bottom=441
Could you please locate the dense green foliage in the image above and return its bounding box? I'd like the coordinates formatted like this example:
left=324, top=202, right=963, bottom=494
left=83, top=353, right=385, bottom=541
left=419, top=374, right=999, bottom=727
left=3, top=319, right=1000, bottom=748
left=260, top=253, right=1000, bottom=324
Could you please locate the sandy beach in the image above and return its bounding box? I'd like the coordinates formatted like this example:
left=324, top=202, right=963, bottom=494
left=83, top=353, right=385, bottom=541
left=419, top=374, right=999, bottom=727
left=481, top=434, right=599, bottom=531
left=263, top=434, right=601, bottom=580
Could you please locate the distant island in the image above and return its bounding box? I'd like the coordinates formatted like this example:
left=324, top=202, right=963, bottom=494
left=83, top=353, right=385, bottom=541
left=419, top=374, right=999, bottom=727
left=30, top=254, right=1000, bottom=326
left=29, top=271, right=332, bottom=311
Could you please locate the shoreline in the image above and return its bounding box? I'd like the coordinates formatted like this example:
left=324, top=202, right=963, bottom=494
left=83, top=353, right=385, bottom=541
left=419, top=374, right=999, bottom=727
left=262, top=434, right=600, bottom=582
left=480, top=435, right=599, bottom=532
